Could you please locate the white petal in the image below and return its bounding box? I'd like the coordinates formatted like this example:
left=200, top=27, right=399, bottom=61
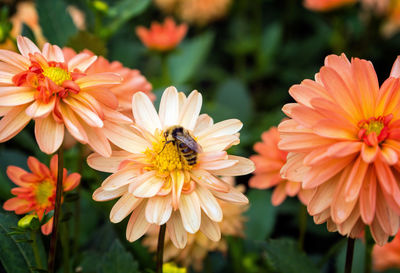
left=200, top=135, right=240, bottom=152
left=17, top=36, right=40, bottom=58
left=132, top=175, right=165, bottom=198
left=132, top=92, right=161, bottom=134
left=145, top=195, right=172, bottom=225
left=167, top=211, right=187, bottom=249
left=178, top=90, right=202, bottom=131
left=92, top=185, right=127, bottom=201
left=200, top=212, right=221, bottom=241
left=194, top=114, right=213, bottom=136
left=211, top=186, right=249, bottom=204
left=197, top=119, right=242, bottom=140
left=210, top=155, right=255, bottom=176
left=87, top=151, right=132, bottom=173
left=195, top=185, right=222, bottom=222
left=110, top=192, right=141, bottom=223
left=179, top=191, right=201, bottom=233
left=159, top=86, right=179, bottom=129
left=126, top=201, right=150, bottom=242
left=101, top=168, right=138, bottom=190
left=42, top=43, right=65, bottom=63
left=25, top=97, right=56, bottom=118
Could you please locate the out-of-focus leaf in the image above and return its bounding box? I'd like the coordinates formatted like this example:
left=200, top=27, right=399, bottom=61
left=99, top=240, right=139, bottom=273
left=106, top=0, right=151, bottom=36
left=213, top=78, right=253, bottom=124
left=258, top=23, right=282, bottom=72
left=245, top=189, right=276, bottom=241
left=21, top=24, right=36, bottom=44
left=0, top=211, right=46, bottom=272
left=37, top=0, right=77, bottom=46
left=336, top=239, right=365, bottom=273
left=262, top=238, right=319, bottom=273
left=168, top=31, right=214, bottom=84
left=66, top=31, right=107, bottom=56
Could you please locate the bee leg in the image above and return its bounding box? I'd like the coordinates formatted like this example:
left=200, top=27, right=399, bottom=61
left=159, top=140, right=174, bottom=154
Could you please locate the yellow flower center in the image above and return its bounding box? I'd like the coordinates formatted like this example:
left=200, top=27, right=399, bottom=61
left=42, top=67, right=72, bottom=86
left=145, top=139, right=193, bottom=174
left=35, top=179, right=54, bottom=206
left=363, top=120, right=384, bottom=135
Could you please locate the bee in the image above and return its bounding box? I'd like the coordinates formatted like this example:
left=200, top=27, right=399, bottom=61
left=161, top=126, right=202, bottom=166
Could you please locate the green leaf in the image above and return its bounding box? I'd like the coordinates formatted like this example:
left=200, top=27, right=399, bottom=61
left=214, top=78, right=253, bottom=124
left=336, top=239, right=365, bottom=273
left=168, top=31, right=214, bottom=84
left=21, top=24, right=36, bottom=44
left=245, top=189, right=276, bottom=241
left=257, top=23, right=282, bottom=73
left=261, top=238, right=319, bottom=273
left=106, top=0, right=151, bottom=36
left=0, top=211, right=45, bottom=273
left=37, top=0, right=77, bottom=46
left=99, top=240, right=139, bottom=273
left=66, top=31, right=107, bottom=56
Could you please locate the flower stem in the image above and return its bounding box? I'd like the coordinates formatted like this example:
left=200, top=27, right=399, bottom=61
left=364, top=228, right=374, bottom=273
left=73, top=144, right=84, bottom=266
left=345, top=237, right=355, bottom=273
left=298, top=204, right=307, bottom=250
left=156, top=224, right=166, bottom=273
left=31, top=231, right=43, bottom=269
left=48, top=145, right=64, bottom=273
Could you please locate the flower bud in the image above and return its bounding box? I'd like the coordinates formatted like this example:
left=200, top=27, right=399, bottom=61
left=18, top=214, right=40, bottom=231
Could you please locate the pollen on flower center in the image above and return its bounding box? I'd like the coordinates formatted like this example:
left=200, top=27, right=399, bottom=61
left=145, top=138, right=193, bottom=174
left=34, top=179, right=54, bottom=207
left=358, top=114, right=393, bottom=146
left=42, top=67, right=72, bottom=86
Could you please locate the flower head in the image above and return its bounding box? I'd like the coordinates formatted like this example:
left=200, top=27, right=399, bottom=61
left=3, top=155, right=80, bottom=235
left=89, top=86, right=254, bottom=248
left=135, top=17, right=188, bottom=52
left=372, top=229, right=400, bottom=271
left=279, top=53, right=400, bottom=245
left=143, top=178, right=248, bottom=270
left=304, top=0, right=356, bottom=11
left=62, top=48, right=154, bottom=115
left=249, top=126, right=313, bottom=206
left=0, top=36, right=134, bottom=157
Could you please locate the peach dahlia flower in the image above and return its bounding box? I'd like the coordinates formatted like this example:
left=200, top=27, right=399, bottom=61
left=143, top=178, right=247, bottom=271
left=304, top=0, right=356, bottom=11
left=3, top=155, right=80, bottom=235
left=88, top=86, right=254, bottom=248
left=249, top=127, right=313, bottom=206
left=279, top=53, right=400, bottom=245
left=0, top=36, right=135, bottom=157
left=136, top=17, right=188, bottom=52
left=372, top=229, right=400, bottom=271
left=62, top=48, right=154, bottom=115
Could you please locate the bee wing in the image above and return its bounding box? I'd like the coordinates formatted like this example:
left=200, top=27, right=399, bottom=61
left=175, top=134, right=202, bottom=153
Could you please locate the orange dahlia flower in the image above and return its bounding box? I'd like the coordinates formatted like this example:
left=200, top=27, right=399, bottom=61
left=88, top=86, right=254, bottom=248
left=62, top=48, right=154, bottom=115
left=372, top=229, right=400, bottom=271
left=0, top=36, right=136, bottom=157
left=304, top=0, right=356, bottom=11
left=249, top=127, right=313, bottom=206
left=3, top=155, right=80, bottom=235
left=279, top=53, right=400, bottom=245
left=143, top=178, right=247, bottom=271
left=135, top=17, right=188, bottom=52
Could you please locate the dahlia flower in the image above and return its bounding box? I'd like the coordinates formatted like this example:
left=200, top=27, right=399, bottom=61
left=143, top=177, right=248, bottom=271
left=0, top=36, right=135, bottom=157
left=249, top=127, right=313, bottom=206
left=62, top=48, right=154, bottom=115
left=3, top=155, right=80, bottom=234
left=372, top=229, right=400, bottom=271
left=279, top=53, right=400, bottom=245
left=89, top=86, right=254, bottom=248
left=136, top=17, right=188, bottom=52
left=154, top=0, right=232, bottom=25
left=304, top=0, right=356, bottom=11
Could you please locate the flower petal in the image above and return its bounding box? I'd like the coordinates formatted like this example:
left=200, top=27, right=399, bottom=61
left=42, top=43, right=65, bottom=63
left=197, top=119, right=242, bottom=140
left=195, top=185, right=222, bottom=222
left=145, top=195, right=172, bottom=225
left=76, top=73, right=121, bottom=89
left=17, top=36, right=41, bottom=58
left=159, top=86, right=179, bottom=129
left=210, top=155, right=255, bottom=176
left=211, top=186, right=249, bottom=204
left=167, top=211, right=187, bottom=249
left=0, top=49, right=30, bottom=70
left=178, top=90, right=202, bottom=131
left=0, top=86, right=36, bottom=106
left=132, top=92, right=162, bottom=134
left=126, top=201, right=150, bottom=242
left=92, top=185, right=128, bottom=201
left=68, top=53, right=97, bottom=72
left=0, top=105, right=31, bottom=142
left=101, top=168, right=140, bottom=190
left=132, top=175, right=164, bottom=198
left=87, top=151, right=133, bottom=173
left=35, top=115, right=64, bottom=154
left=200, top=212, right=221, bottom=242
left=110, top=193, right=141, bottom=223
left=25, top=97, right=56, bottom=118
left=179, top=191, right=201, bottom=233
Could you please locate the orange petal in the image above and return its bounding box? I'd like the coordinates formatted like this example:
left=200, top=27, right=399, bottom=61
left=35, top=115, right=64, bottom=154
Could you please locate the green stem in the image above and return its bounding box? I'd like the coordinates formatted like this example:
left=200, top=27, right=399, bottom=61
left=364, top=228, right=374, bottom=273
left=298, top=204, right=307, bottom=250
left=31, top=231, right=43, bottom=269
left=73, top=144, right=84, bottom=266
left=48, top=144, right=64, bottom=273
left=60, top=222, right=71, bottom=273
left=345, top=238, right=355, bottom=273
left=156, top=224, right=166, bottom=273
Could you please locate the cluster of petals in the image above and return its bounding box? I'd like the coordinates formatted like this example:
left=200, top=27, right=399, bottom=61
left=135, top=17, right=188, bottom=52
left=3, top=155, right=80, bottom=234
left=249, top=126, right=313, bottom=206
left=88, top=86, right=254, bottom=249
left=62, top=47, right=154, bottom=115
left=154, top=0, right=232, bottom=25
left=143, top=178, right=248, bottom=271
left=279, top=53, right=400, bottom=245
left=0, top=36, right=136, bottom=157
left=304, top=0, right=356, bottom=11
left=372, top=229, right=400, bottom=271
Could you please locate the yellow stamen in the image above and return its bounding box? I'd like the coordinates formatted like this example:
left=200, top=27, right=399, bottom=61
left=363, top=120, right=384, bottom=135
left=35, top=179, right=54, bottom=206
left=42, top=67, right=71, bottom=86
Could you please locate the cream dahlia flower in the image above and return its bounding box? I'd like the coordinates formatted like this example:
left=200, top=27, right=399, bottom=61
left=88, top=86, right=254, bottom=248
